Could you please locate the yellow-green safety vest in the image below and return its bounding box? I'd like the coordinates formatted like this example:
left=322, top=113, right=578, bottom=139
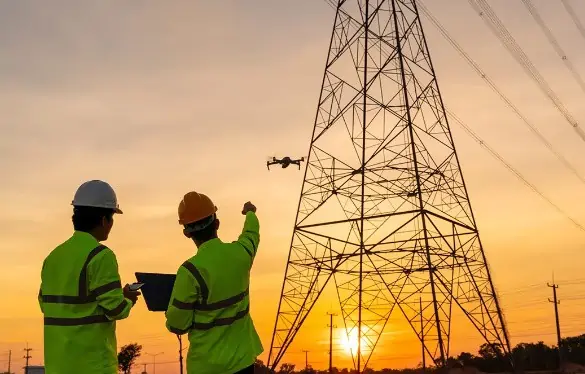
left=166, top=211, right=263, bottom=374
left=38, top=231, right=134, bottom=374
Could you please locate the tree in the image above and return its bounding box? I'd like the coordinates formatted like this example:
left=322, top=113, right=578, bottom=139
left=118, top=343, right=142, bottom=374
left=456, top=351, right=477, bottom=367
left=298, top=365, right=316, bottom=374
left=279, top=363, right=296, bottom=374
left=474, top=343, right=508, bottom=372
left=445, top=356, right=462, bottom=369
left=562, top=334, right=585, bottom=365
left=254, top=359, right=272, bottom=374
left=478, top=343, right=502, bottom=360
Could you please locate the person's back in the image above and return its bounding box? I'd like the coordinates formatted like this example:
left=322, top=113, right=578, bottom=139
left=166, top=193, right=262, bottom=374
left=38, top=180, right=140, bottom=374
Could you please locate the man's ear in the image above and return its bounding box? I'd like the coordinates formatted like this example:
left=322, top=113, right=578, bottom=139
left=215, top=219, right=220, bottom=231
left=183, top=228, right=192, bottom=238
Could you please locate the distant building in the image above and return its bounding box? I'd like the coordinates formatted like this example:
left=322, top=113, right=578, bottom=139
left=26, top=366, right=45, bottom=374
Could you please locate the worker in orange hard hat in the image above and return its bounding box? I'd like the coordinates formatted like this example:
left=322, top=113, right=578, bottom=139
left=165, top=192, right=263, bottom=374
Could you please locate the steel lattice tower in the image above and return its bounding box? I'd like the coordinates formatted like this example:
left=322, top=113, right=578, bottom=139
left=267, top=0, right=511, bottom=372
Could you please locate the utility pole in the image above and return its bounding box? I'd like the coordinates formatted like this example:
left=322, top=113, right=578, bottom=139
left=23, top=344, right=32, bottom=374
left=7, top=350, right=11, bottom=374
left=327, top=312, right=337, bottom=374
left=420, top=297, right=426, bottom=370
left=548, top=281, right=563, bottom=369
left=302, top=350, right=309, bottom=370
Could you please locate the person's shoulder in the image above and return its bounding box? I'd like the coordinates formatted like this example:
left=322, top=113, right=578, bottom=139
left=85, top=244, right=116, bottom=266
left=44, top=234, right=81, bottom=260
left=179, top=254, right=200, bottom=270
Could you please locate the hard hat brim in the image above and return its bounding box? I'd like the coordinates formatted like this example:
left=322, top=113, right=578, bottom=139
left=72, top=202, right=123, bottom=214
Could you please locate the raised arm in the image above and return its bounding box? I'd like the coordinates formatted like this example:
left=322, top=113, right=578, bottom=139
left=88, top=248, right=134, bottom=321
left=236, top=202, right=260, bottom=260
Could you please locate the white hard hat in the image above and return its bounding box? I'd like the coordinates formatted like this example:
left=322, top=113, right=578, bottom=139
left=71, top=180, right=123, bottom=214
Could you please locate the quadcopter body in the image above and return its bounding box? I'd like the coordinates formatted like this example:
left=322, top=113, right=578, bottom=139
left=267, top=156, right=305, bottom=170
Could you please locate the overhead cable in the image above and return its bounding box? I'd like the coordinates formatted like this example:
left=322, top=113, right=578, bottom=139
left=561, top=0, right=585, bottom=42
left=445, top=109, right=585, bottom=233
left=418, top=0, right=585, bottom=186
left=467, top=0, right=585, bottom=142
left=520, top=0, right=585, bottom=94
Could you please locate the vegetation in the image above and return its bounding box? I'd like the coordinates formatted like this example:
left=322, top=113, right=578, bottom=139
left=254, top=334, right=585, bottom=373
left=118, top=343, right=143, bottom=374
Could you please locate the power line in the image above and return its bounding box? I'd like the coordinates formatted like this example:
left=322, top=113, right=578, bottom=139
left=136, top=360, right=178, bottom=366
left=520, top=0, right=585, bottom=94
left=418, top=0, right=585, bottom=186
left=467, top=0, right=585, bottom=142
left=445, top=108, right=585, bottom=232
left=561, top=0, right=585, bottom=42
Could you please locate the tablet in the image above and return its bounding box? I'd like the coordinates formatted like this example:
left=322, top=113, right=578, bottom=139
left=135, top=272, right=177, bottom=312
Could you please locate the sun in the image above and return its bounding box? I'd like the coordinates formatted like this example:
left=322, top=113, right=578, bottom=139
left=341, top=330, right=358, bottom=354
left=340, top=328, right=368, bottom=355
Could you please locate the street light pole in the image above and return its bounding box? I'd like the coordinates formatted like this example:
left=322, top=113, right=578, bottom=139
left=146, top=352, right=164, bottom=374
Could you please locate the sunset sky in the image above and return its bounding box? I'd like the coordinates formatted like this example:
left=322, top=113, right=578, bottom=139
left=2, top=0, right=585, bottom=372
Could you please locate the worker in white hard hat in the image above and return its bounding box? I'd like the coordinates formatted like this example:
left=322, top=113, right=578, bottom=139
left=38, top=180, right=141, bottom=374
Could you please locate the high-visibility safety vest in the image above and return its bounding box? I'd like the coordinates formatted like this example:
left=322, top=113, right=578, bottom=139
left=166, top=211, right=264, bottom=374
left=38, top=231, right=134, bottom=374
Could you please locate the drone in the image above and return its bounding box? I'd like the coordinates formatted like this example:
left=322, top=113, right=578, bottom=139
left=267, top=156, right=305, bottom=170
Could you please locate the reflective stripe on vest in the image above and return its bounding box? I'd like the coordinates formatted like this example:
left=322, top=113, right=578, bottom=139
left=174, top=261, right=250, bottom=330
left=40, top=244, right=124, bottom=326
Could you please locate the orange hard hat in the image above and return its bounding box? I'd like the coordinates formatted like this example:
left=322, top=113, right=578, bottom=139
left=178, top=191, right=217, bottom=225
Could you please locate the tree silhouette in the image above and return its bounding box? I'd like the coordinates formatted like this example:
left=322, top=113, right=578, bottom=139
left=298, top=366, right=316, bottom=374
left=255, top=359, right=273, bottom=374
left=280, top=363, right=296, bottom=374
left=563, top=334, right=585, bottom=365
left=118, top=343, right=142, bottom=374
left=512, top=341, right=558, bottom=371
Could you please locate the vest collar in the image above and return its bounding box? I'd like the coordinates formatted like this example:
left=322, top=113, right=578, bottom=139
left=197, top=238, right=221, bottom=252
left=72, top=231, right=99, bottom=244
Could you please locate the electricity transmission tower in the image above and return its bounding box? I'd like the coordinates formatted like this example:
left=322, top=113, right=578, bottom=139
left=267, top=0, right=511, bottom=372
